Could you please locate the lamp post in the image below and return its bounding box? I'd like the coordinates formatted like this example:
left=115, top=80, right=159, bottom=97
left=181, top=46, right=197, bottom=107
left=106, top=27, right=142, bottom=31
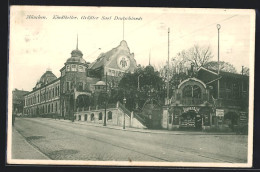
left=216, top=24, right=221, bottom=127
left=103, top=72, right=107, bottom=126
left=137, top=74, right=143, bottom=91
left=217, top=24, right=221, bottom=99
left=123, top=97, right=126, bottom=129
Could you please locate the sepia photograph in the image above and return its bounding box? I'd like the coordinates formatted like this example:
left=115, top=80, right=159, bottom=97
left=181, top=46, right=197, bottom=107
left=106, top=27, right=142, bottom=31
left=7, top=6, right=255, bottom=167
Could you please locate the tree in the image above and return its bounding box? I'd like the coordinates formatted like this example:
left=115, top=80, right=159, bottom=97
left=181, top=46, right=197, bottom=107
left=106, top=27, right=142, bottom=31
left=175, top=44, right=214, bottom=68
left=204, top=61, right=237, bottom=73
left=158, top=44, right=213, bottom=89
left=241, top=67, right=249, bottom=76
left=118, top=65, right=164, bottom=111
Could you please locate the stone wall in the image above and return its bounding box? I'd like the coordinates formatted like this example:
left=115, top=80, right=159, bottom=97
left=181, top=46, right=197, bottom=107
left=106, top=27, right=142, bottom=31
left=75, top=107, right=146, bottom=129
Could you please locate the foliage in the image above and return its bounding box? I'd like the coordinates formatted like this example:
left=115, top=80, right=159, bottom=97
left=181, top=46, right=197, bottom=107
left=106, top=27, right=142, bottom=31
left=241, top=67, right=249, bottom=76
left=116, top=65, right=164, bottom=111
left=204, top=61, right=237, bottom=73
left=175, top=44, right=213, bottom=68
left=158, top=44, right=213, bottom=88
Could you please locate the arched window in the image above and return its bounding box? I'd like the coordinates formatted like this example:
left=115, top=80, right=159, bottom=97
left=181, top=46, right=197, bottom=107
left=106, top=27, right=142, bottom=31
left=183, top=85, right=192, bottom=98
left=182, top=85, right=202, bottom=98
left=91, top=113, right=94, bottom=121
left=193, top=85, right=201, bottom=98
left=108, top=111, right=112, bottom=120
left=99, top=112, right=103, bottom=120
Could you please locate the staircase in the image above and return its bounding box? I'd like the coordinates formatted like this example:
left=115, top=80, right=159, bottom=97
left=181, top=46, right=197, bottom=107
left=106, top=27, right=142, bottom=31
left=117, top=102, right=147, bottom=127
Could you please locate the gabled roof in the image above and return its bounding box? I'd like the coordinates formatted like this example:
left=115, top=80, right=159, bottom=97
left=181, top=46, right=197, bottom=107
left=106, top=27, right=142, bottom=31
left=89, top=47, right=116, bottom=70
left=89, top=40, right=131, bottom=70
left=198, top=67, right=249, bottom=80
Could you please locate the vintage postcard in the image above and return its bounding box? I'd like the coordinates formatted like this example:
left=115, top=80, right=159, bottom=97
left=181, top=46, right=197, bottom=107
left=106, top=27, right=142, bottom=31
left=7, top=6, right=255, bottom=167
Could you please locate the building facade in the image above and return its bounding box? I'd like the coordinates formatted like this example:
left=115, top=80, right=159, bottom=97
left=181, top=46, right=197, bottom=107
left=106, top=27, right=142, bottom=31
left=12, top=89, right=29, bottom=115
left=162, top=67, right=249, bottom=132
left=23, top=39, right=138, bottom=123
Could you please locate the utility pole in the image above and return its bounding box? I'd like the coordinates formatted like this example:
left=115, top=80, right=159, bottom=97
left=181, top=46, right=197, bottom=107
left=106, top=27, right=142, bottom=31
left=167, top=28, right=170, bottom=105
left=167, top=28, right=170, bottom=130
left=123, top=18, right=125, bottom=40
left=217, top=24, right=221, bottom=99
left=104, top=72, right=107, bottom=126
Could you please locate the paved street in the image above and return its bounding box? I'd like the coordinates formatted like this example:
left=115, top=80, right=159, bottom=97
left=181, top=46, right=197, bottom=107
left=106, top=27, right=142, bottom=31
left=12, top=117, right=248, bottom=163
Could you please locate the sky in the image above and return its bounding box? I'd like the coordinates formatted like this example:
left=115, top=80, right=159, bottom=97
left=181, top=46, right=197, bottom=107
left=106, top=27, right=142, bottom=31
left=9, top=6, right=255, bottom=91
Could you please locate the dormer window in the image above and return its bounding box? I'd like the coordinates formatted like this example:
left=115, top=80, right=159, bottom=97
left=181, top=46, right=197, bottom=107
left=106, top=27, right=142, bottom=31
left=71, top=65, right=77, bottom=71
left=66, top=65, right=70, bottom=71
left=78, top=66, right=84, bottom=72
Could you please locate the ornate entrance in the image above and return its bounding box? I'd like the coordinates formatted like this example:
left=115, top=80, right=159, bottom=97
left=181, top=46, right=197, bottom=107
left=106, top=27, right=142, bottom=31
left=180, top=110, right=202, bottom=130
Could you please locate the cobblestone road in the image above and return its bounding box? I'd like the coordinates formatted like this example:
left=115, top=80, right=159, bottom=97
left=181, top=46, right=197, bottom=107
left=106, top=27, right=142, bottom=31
left=12, top=118, right=248, bottom=163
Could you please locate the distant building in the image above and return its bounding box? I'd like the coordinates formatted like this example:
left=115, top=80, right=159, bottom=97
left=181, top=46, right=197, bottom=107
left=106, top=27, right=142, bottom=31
left=162, top=67, right=249, bottom=131
left=23, top=39, right=138, bottom=121
left=12, top=89, right=29, bottom=115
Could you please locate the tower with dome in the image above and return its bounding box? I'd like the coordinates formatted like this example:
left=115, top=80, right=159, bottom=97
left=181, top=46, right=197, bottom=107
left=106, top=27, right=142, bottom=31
left=23, top=37, right=138, bottom=121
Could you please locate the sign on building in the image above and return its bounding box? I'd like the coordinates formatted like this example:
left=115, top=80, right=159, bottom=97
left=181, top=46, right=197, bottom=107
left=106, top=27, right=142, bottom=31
left=216, top=109, right=224, bottom=117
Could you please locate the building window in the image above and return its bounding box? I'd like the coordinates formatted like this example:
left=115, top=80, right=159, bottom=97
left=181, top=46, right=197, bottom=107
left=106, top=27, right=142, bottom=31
left=169, top=115, right=172, bottom=124
left=108, top=111, right=112, bottom=120
left=99, top=112, right=102, bottom=120
left=78, top=82, right=83, bottom=91
left=52, top=88, right=55, bottom=97
left=78, top=115, right=81, bottom=121
left=66, top=82, right=70, bottom=91
left=71, top=65, right=77, bottom=71
left=66, top=65, right=70, bottom=71
left=78, top=66, right=84, bottom=72
left=55, top=102, right=57, bottom=112
left=91, top=113, right=94, bottom=121
left=58, top=86, right=60, bottom=96
left=51, top=104, right=53, bottom=112
left=85, top=114, right=88, bottom=121
left=48, top=104, right=50, bottom=113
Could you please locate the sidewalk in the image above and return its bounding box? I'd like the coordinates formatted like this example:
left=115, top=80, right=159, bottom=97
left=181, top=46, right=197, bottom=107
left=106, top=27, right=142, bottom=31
left=12, top=128, right=49, bottom=160
left=44, top=118, right=237, bottom=135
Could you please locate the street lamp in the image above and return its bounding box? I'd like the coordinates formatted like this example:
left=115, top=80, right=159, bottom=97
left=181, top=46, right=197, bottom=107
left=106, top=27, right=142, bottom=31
left=217, top=24, right=221, bottom=99
left=137, top=74, right=143, bottom=91
left=123, top=97, right=126, bottom=129
left=104, top=72, right=108, bottom=126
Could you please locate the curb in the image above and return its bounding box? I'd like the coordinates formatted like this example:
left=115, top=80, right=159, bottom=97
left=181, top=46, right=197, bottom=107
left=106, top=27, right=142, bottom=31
left=36, top=118, right=238, bottom=136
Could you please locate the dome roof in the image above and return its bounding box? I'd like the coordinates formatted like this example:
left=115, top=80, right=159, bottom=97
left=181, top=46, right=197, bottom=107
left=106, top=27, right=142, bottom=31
left=39, top=70, right=57, bottom=85
left=95, top=81, right=106, bottom=86
left=66, top=56, right=86, bottom=64
left=71, top=49, right=83, bottom=57
left=66, top=48, right=86, bottom=64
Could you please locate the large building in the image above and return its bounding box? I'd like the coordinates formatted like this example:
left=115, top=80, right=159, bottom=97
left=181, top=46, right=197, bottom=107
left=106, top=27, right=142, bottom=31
left=23, top=39, right=137, bottom=121
left=12, top=89, right=29, bottom=115
left=162, top=67, right=249, bottom=132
